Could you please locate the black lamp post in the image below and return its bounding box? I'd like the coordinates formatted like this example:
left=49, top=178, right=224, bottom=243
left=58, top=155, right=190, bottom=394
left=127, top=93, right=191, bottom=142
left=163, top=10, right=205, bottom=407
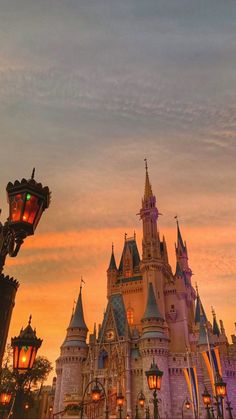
left=215, top=374, right=227, bottom=419
left=117, top=392, right=125, bottom=419
left=145, top=359, right=163, bottom=419
left=145, top=406, right=150, bottom=419
left=80, top=378, right=109, bottom=419
left=135, top=390, right=145, bottom=419
left=11, top=316, right=42, bottom=419
left=202, top=387, right=212, bottom=419
left=0, top=170, right=50, bottom=369
left=225, top=397, right=233, bottom=419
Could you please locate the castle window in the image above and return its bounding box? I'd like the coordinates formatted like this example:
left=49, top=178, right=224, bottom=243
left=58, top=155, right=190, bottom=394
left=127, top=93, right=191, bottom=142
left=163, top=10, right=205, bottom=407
left=98, top=349, right=108, bottom=369
left=127, top=308, right=134, bottom=325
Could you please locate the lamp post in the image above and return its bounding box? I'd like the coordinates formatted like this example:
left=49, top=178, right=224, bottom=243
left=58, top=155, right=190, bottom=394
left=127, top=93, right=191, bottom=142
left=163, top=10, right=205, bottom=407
left=202, top=387, right=212, bottom=419
left=181, top=398, right=191, bottom=419
left=117, top=392, right=125, bottom=419
left=145, top=406, right=150, bottom=419
left=215, top=374, right=227, bottom=419
left=145, top=359, right=163, bottom=419
left=80, top=378, right=109, bottom=419
left=11, top=316, right=42, bottom=419
left=0, top=170, right=50, bottom=369
left=135, top=391, right=145, bottom=419
left=225, top=397, right=233, bottom=419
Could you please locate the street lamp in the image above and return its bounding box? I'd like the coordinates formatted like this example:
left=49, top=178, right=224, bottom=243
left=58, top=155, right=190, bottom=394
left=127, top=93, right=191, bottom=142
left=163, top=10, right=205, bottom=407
left=80, top=378, right=109, bottom=419
left=145, top=359, right=163, bottom=419
left=0, top=392, right=12, bottom=406
left=91, top=381, right=102, bottom=402
left=181, top=398, right=191, bottom=419
left=1, top=169, right=50, bottom=271
left=117, top=392, right=125, bottom=419
left=135, top=391, right=145, bottom=419
left=11, top=315, right=42, bottom=374
left=11, top=316, right=42, bottom=419
left=215, top=374, right=227, bottom=419
left=0, top=170, right=50, bottom=369
left=202, top=387, right=212, bottom=419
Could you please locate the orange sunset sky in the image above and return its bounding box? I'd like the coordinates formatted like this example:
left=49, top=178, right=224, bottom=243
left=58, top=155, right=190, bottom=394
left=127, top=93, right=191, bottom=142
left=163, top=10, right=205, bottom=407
left=0, top=0, right=236, bottom=383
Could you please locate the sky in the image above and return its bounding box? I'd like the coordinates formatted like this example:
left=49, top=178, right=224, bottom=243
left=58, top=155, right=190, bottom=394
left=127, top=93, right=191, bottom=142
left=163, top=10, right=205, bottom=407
left=0, top=0, right=236, bottom=380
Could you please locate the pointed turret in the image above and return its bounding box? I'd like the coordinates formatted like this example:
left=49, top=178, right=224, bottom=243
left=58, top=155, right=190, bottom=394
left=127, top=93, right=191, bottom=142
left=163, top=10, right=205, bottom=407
left=108, top=243, right=117, bottom=271
left=177, top=219, right=186, bottom=252
left=62, top=285, right=88, bottom=350
left=144, top=158, right=153, bottom=199
left=175, top=218, right=192, bottom=284
left=141, top=283, right=166, bottom=339
left=139, top=160, right=160, bottom=261
left=55, top=283, right=89, bottom=414
left=69, top=286, right=88, bottom=331
left=212, top=307, right=220, bottom=337
left=118, top=235, right=140, bottom=278
left=142, top=282, right=163, bottom=321
left=107, top=244, right=119, bottom=297
left=195, top=286, right=207, bottom=325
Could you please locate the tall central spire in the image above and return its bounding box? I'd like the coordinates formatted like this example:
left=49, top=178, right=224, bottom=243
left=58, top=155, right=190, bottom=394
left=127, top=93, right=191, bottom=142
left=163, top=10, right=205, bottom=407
left=144, top=158, right=153, bottom=199
left=140, top=160, right=160, bottom=261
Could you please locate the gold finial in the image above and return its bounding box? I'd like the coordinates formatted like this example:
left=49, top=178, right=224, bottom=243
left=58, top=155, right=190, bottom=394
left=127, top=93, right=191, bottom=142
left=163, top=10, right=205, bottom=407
left=124, top=233, right=127, bottom=241
left=211, top=306, right=216, bottom=317
left=31, top=168, right=35, bottom=180
left=112, top=242, right=114, bottom=253
left=195, top=282, right=199, bottom=296
left=28, top=315, right=32, bottom=325
left=134, top=230, right=136, bottom=240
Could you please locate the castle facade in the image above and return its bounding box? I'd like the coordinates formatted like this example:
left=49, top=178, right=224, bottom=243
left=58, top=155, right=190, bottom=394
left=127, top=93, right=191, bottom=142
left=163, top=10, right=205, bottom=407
left=53, top=166, right=236, bottom=418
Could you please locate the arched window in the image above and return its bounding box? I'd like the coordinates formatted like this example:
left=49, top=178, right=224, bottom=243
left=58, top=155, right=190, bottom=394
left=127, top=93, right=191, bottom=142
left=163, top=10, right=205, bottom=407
left=127, top=308, right=134, bottom=325
left=98, top=349, right=108, bottom=369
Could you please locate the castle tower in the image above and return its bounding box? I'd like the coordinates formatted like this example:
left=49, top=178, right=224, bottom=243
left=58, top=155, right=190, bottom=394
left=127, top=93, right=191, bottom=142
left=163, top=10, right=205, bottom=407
left=139, top=161, right=167, bottom=320
left=53, top=285, right=88, bottom=415
left=139, top=282, right=172, bottom=417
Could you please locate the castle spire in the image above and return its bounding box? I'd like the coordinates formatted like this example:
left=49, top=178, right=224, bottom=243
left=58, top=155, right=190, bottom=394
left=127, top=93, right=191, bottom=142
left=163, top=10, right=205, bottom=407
left=142, top=282, right=163, bottom=321
left=175, top=217, right=186, bottom=252
left=108, top=243, right=117, bottom=271
left=69, top=285, right=88, bottom=330
left=212, top=307, right=220, bottom=337
left=144, top=158, right=153, bottom=199
left=195, top=285, right=207, bottom=325
left=175, top=217, right=192, bottom=284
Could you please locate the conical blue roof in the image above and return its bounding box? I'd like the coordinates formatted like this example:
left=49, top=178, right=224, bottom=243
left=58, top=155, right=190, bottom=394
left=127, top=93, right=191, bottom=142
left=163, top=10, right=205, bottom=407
left=175, top=261, right=183, bottom=277
left=108, top=248, right=117, bottom=271
left=142, top=282, right=163, bottom=321
left=176, top=220, right=186, bottom=251
left=69, top=287, right=88, bottom=330
left=195, top=295, right=207, bottom=325
left=213, top=314, right=220, bottom=337
left=118, top=239, right=140, bottom=272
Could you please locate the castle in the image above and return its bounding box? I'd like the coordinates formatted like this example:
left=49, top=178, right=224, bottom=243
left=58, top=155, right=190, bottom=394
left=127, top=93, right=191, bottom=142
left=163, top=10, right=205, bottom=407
left=53, top=165, right=236, bottom=418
